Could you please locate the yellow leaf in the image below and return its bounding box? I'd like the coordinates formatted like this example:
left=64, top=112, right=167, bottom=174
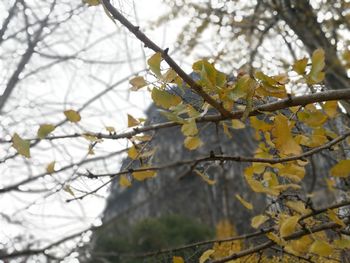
left=250, top=116, right=273, bottom=132
left=279, top=215, right=300, bottom=238
left=273, top=184, right=301, bottom=192
left=194, top=170, right=216, bottom=185
left=37, top=124, right=55, bottom=139
left=289, top=235, right=313, bottom=254
left=235, top=194, right=253, bottom=210
left=147, top=52, right=162, bottom=76
left=199, top=249, right=215, bottom=263
left=184, top=136, right=203, bottom=150
left=63, top=185, right=75, bottom=197
left=12, top=133, right=30, bottom=158
left=293, top=57, right=308, bottom=75
left=130, top=76, right=147, bottom=91
left=162, top=69, right=177, bottom=83
left=133, top=135, right=152, bottom=142
left=119, top=175, right=131, bottom=187
left=251, top=214, right=269, bottom=229
left=132, top=169, right=157, bottom=181
left=307, top=48, right=325, bottom=84
left=64, top=110, right=81, bottom=123
left=297, top=108, right=328, bottom=128
left=309, top=240, right=333, bottom=257
left=266, top=232, right=286, bottom=247
left=127, top=114, right=140, bottom=127
left=128, top=145, right=139, bottom=160
left=46, top=161, right=55, bottom=174
left=172, top=256, right=184, bottom=263
left=83, top=0, right=100, bottom=6
left=105, top=126, right=115, bottom=133
left=324, top=101, right=338, bottom=118
left=285, top=201, right=311, bottom=215
left=330, top=160, right=350, bottom=177
left=279, top=163, right=305, bottom=182
left=181, top=119, right=198, bottom=136
left=231, top=119, right=245, bottom=129
left=272, top=114, right=302, bottom=155
left=327, top=209, right=346, bottom=227
left=244, top=167, right=279, bottom=196
left=82, top=133, right=99, bottom=142
left=151, top=88, right=182, bottom=108
left=334, top=238, right=350, bottom=249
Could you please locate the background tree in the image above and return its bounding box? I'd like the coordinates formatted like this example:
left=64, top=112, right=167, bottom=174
left=1, top=0, right=350, bottom=262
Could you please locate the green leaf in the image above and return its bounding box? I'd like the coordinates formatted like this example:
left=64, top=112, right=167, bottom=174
left=12, top=133, right=30, bottom=158
left=37, top=124, right=55, bottom=139
left=151, top=88, right=182, bottom=108
left=147, top=52, right=162, bottom=76
left=64, top=110, right=81, bottom=123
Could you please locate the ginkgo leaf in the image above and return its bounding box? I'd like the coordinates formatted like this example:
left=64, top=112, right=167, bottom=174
left=279, top=215, right=300, bottom=238
left=119, top=175, right=131, bottom=187
left=127, top=114, right=140, bottom=127
left=162, top=69, right=177, bottom=83
left=235, top=194, right=253, bottom=210
left=272, top=114, right=302, bottom=155
left=12, top=133, right=30, bottom=158
left=231, top=74, right=251, bottom=100
left=147, top=52, right=162, bottom=76
left=330, top=160, right=350, bottom=177
left=231, top=119, right=245, bottom=129
left=37, top=124, right=55, bottom=139
left=289, top=235, right=313, bottom=254
left=309, top=240, right=333, bottom=257
left=324, top=101, right=338, bottom=118
left=64, top=110, right=81, bottom=123
left=181, top=119, right=198, bottom=136
left=194, top=170, right=216, bottom=185
left=285, top=201, right=311, bottom=215
left=105, top=126, right=115, bottom=133
left=172, top=256, right=184, bottom=263
left=199, top=249, right=215, bottom=263
left=128, top=145, right=139, bottom=160
left=132, top=169, right=157, bottom=181
left=130, top=76, right=147, bottom=91
left=63, top=185, right=75, bottom=197
left=279, top=163, right=305, bottom=182
left=327, top=209, right=346, bottom=227
left=307, top=48, right=325, bottom=84
left=46, top=161, right=55, bottom=174
left=83, top=0, right=100, bottom=6
left=151, top=88, right=182, bottom=108
left=334, top=238, right=350, bottom=249
left=293, top=57, right=308, bottom=75
left=184, top=136, right=203, bottom=150
left=192, top=60, right=226, bottom=89
left=251, top=215, right=269, bottom=229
